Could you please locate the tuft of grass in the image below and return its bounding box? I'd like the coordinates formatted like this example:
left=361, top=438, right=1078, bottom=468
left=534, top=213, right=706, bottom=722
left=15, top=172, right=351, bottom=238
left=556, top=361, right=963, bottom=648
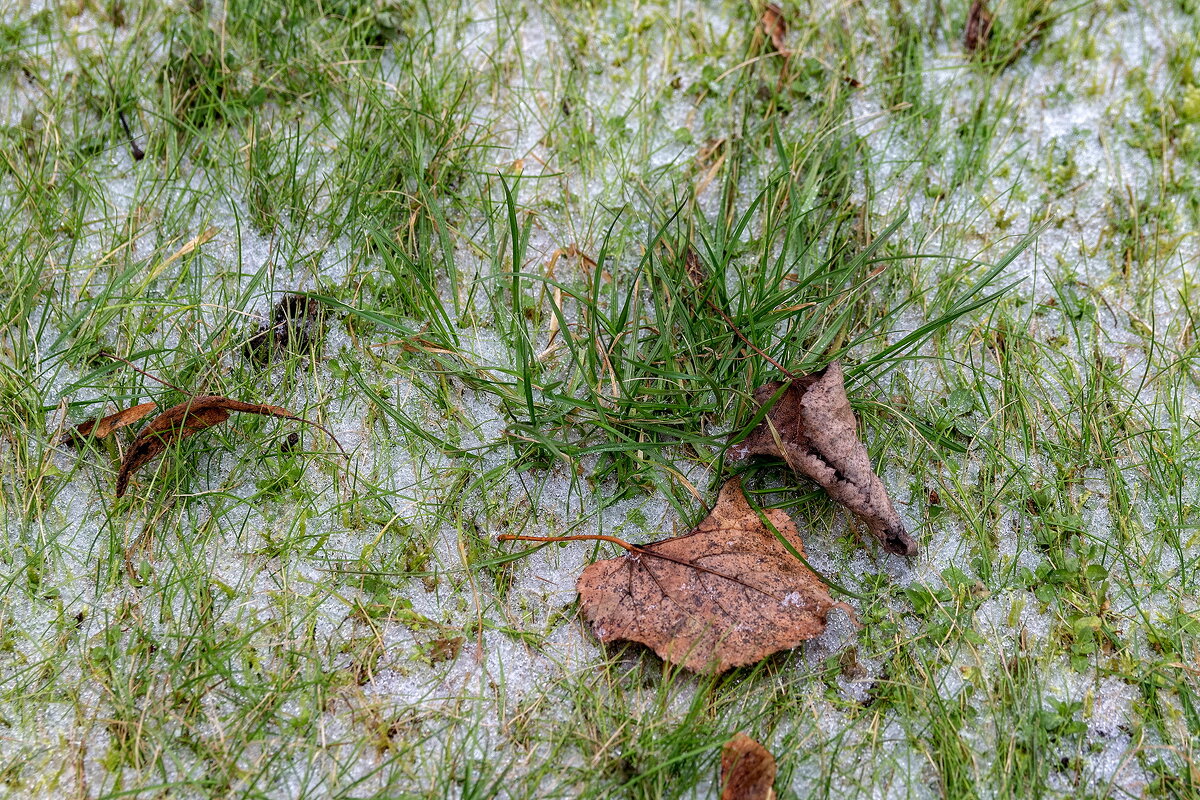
left=0, top=1, right=1198, bottom=798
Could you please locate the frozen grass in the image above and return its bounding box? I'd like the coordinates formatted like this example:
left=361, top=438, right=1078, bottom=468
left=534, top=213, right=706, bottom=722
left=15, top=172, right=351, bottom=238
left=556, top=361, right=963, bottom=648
left=1, top=0, right=1198, bottom=797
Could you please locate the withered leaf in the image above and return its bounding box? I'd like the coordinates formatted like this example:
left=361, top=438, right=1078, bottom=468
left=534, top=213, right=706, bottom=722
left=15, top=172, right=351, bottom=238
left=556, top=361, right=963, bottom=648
left=721, top=733, right=777, bottom=800
left=61, top=402, right=157, bottom=445
left=244, top=294, right=325, bottom=365
left=116, top=395, right=297, bottom=497
left=963, top=0, right=994, bottom=53
left=685, top=249, right=709, bottom=289
left=728, top=362, right=918, bottom=557
left=577, top=478, right=843, bottom=673
left=761, top=4, right=788, bottom=55
left=420, top=636, right=464, bottom=665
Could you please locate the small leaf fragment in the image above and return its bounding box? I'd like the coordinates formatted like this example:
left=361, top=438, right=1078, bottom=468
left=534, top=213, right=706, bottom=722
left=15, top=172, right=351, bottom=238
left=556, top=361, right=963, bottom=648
left=728, top=362, right=917, bottom=556
left=116, top=395, right=297, bottom=497
left=420, top=636, right=464, bottom=665
left=61, top=402, right=157, bottom=445
left=577, top=478, right=843, bottom=673
left=720, top=733, right=776, bottom=800
left=964, top=0, right=994, bottom=53
left=685, top=249, right=709, bottom=289
left=761, top=4, right=788, bottom=55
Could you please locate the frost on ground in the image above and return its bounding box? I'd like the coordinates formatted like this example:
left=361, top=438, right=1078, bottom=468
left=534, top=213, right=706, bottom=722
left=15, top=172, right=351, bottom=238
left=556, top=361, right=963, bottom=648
left=1, top=0, right=1198, bottom=798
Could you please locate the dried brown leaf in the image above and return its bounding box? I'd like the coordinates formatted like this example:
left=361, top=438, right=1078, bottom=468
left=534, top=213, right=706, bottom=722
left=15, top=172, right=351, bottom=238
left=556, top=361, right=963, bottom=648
left=720, top=733, right=776, bottom=800
left=61, top=402, right=157, bottom=445
left=421, top=636, right=464, bottom=665
left=964, top=0, right=994, bottom=53
left=728, top=362, right=918, bottom=557
left=116, top=395, right=297, bottom=498
left=761, top=4, right=788, bottom=55
left=576, top=478, right=843, bottom=673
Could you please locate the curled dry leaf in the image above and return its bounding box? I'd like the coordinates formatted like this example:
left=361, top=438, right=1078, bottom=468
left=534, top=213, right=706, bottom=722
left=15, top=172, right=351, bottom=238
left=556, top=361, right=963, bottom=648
left=721, top=733, right=776, bottom=800
left=963, top=0, right=994, bottom=53
left=116, top=395, right=297, bottom=497
left=61, top=402, right=157, bottom=445
left=728, top=362, right=918, bottom=557
left=575, top=478, right=844, bottom=673
left=761, top=3, right=788, bottom=55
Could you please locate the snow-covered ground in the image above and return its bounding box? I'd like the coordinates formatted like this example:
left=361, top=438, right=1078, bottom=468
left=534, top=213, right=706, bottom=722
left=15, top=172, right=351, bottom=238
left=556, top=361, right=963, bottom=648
left=1, top=0, right=1197, bottom=797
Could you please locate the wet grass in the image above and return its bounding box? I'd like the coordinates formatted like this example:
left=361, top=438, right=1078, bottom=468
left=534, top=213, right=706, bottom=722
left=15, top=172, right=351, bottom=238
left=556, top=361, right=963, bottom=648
left=0, top=0, right=1198, bottom=798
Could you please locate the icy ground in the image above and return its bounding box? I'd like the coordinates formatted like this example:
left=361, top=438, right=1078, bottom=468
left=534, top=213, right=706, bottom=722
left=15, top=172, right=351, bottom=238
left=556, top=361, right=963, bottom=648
left=1, top=0, right=1198, bottom=798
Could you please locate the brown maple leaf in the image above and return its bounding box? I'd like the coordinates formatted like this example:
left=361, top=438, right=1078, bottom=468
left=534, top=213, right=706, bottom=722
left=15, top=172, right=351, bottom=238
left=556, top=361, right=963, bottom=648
left=721, top=733, right=776, bottom=800
left=964, top=0, right=994, bottom=53
left=115, top=395, right=298, bottom=497
left=571, top=478, right=844, bottom=673
left=61, top=402, right=157, bottom=445
left=761, top=4, right=788, bottom=55
left=728, top=362, right=918, bottom=557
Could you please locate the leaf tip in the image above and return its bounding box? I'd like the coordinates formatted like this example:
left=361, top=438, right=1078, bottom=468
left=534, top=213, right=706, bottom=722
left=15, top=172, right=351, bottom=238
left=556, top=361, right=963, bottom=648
left=883, top=524, right=919, bottom=557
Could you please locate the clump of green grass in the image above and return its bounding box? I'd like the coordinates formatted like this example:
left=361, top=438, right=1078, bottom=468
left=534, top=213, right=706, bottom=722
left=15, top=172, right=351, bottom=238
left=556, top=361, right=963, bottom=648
left=0, top=0, right=1197, bottom=798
